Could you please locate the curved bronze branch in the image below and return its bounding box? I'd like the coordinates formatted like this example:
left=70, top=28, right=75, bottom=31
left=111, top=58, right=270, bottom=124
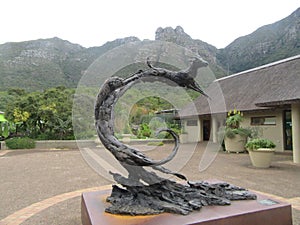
left=94, top=58, right=208, bottom=180
left=94, top=58, right=257, bottom=216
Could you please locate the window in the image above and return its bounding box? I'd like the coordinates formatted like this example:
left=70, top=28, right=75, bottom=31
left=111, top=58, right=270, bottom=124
left=186, top=120, right=198, bottom=126
left=251, top=116, right=276, bottom=125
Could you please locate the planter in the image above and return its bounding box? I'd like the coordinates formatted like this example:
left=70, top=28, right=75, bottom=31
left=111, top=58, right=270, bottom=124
left=248, top=148, right=275, bottom=168
left=122, top=134, right=132, bottom=143
left=224, top=134, right=247, bottom=153
left=179, top=133, right=188, bottom=143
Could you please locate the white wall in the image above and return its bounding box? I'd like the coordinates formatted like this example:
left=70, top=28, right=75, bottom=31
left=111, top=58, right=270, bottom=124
left=182, top=110, right=286, bottom=151
left=241, top=110, right=284, bottom=152
left=184, top=117, right=200, bottom=142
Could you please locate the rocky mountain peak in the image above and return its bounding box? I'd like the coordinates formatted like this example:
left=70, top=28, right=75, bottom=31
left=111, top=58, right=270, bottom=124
left=0, top=7, right=299, bottom=91
left=155, top=26, right=224, bottom=77
left=155, top=26, right=193, bottom=44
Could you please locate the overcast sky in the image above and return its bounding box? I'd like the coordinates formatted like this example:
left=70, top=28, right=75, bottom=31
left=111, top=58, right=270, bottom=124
left=1, top=0, right=299, bottom=48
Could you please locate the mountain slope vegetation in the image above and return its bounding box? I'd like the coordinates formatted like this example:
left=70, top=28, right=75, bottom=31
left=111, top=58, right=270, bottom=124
left=0, top=8, right=299, bottom=91
left=217, top=7, right=300, bottom=73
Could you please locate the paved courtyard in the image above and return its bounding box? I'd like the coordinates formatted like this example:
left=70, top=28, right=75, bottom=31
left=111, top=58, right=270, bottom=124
left=0, top=142, right=300, bottom=225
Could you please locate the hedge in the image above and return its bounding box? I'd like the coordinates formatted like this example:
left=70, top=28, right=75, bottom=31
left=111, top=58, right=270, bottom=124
left=5, top=137, right=36, bottom=149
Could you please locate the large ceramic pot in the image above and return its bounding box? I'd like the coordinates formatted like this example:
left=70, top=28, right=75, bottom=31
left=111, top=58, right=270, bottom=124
left=248, top=148, right=275, bottom=168
left=122, top=134, right=132, bottom=143
left=179, top=133, right=188, bottom=143
left=224, top=134, right=247, bottom=153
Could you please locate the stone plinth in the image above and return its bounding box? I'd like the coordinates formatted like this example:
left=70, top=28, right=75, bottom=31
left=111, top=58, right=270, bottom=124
left=81, top=186, right=292, bottom=225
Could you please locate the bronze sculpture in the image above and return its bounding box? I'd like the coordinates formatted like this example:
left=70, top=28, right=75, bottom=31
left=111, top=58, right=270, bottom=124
left=94, top=57, right=256, bottom=215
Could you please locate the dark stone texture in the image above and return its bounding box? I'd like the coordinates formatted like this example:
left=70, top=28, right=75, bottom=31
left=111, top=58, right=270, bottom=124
left=105, top=179, right=256, bottom=216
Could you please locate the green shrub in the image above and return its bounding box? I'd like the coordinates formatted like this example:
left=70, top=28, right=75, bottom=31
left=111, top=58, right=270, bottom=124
left=245, top=138, right=276, bottom=150
left=5, top=137, right=36, bottom=149
left=137, top=123, right=151, bottom=139
left=225, top=127, right=251, bottom=139
left=223, top=110, right=251, bottom=139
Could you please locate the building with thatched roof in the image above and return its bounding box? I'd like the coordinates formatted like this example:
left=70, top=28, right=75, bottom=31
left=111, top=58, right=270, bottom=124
left=180, top=55, right=300, bottom=163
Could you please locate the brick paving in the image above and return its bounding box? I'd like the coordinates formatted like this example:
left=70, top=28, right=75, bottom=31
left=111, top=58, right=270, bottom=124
left=0, top=143, right=299, bottom=224
left=0, top=186, right=109, bottom=225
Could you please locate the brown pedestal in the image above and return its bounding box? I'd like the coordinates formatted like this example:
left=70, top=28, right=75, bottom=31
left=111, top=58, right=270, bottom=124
left=81, top=186, right=292, bottom=225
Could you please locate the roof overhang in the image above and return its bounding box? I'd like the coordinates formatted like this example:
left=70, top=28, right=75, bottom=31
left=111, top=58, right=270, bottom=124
left=255, top=98, right=300, bottom=107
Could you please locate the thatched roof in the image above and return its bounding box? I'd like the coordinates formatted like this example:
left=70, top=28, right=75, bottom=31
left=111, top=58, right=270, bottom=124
left=180, top=55, right=300, bottom=117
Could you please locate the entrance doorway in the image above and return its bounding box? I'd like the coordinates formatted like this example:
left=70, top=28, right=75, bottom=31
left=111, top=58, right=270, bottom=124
left=203, top=120, right=211, bottom=141
left=283, top=110, right=292, bottom=150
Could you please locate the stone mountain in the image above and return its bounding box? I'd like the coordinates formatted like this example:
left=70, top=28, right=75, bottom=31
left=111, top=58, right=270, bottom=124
left=0, top=7, right=299, bottom=91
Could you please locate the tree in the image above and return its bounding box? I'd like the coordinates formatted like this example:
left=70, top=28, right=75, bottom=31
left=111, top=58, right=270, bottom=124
left=5, top=87, right=75, bottom=140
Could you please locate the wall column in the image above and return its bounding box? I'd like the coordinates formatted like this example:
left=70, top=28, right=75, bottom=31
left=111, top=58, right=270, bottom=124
left=292, top=103, right=300, bottom=163
left=212, top=116, right=218, bottom=143
left=198, top=118, right=203, bottom=142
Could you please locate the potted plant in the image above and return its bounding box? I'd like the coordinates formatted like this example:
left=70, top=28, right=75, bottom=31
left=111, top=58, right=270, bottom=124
left=224, top=110, right=250, bottom=153
left=121, top=124, right=133, bottom=143
left=179, top=129, right=188, bottom=144
left=245, top=138, right=276, bottom=168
